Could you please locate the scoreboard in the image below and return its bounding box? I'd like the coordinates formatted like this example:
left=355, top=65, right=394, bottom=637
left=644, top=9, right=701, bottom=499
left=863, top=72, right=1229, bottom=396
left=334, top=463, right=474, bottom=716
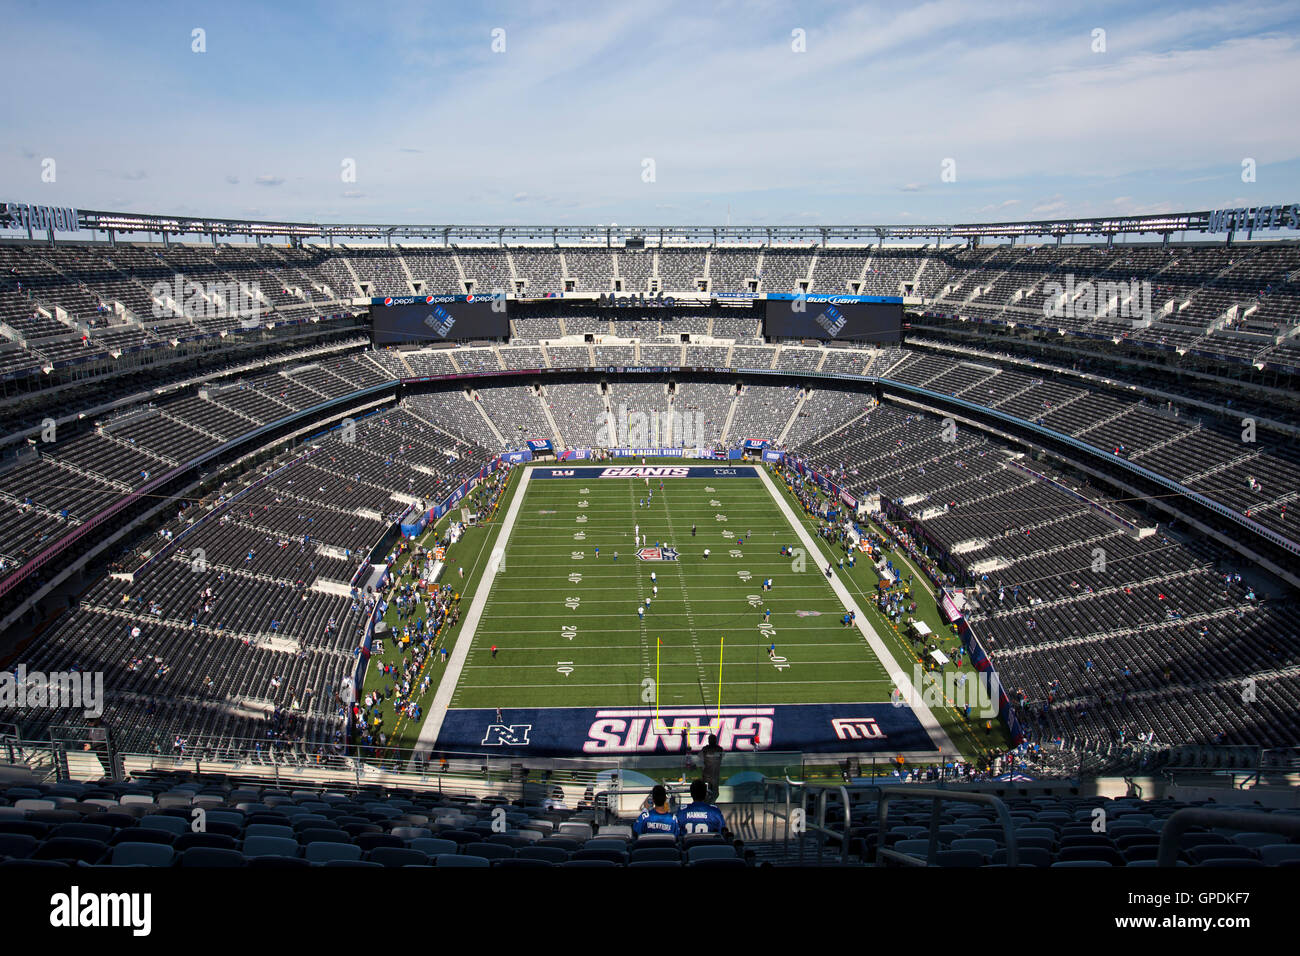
left=370, top=295, right=509, bottom=345
left=763, top=294, right=902, bottom=343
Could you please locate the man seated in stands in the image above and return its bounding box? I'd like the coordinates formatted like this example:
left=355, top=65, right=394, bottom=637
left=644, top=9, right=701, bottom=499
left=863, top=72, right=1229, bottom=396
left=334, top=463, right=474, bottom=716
left=676, top=779, right=727, bottom=835
left=632, top=785, right=680, bottom=837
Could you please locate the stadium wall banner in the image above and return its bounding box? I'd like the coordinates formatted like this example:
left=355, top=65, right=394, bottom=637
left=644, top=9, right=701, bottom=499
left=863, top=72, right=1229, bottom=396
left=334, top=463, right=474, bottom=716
left=558, top=448, right=592, bottom=461
left=765, top=293, right=904, bottom=305
left=727, top=448, right=745, bottom=460
left=435, top=703, right=938, bottom=756
left=762, top=449, right=783, bottom=463
left=533, top=465, right=758, bottom=480
left=503, top=449, right=532, bottom=464
left=527, top=439, right=553, bottom=453
left=952, top=616, right=1025, bottom=745
left=608, top=447, right=711, bottom=458
left=430, top=455, right=504, bottom=520
left=743, top=439, right=770, bottom=450
left=399, top=506, right=430, bottom=539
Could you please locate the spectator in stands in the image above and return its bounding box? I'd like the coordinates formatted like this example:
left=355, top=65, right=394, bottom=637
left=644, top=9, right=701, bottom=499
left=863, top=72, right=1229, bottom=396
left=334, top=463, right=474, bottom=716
left=676, top=779, right=726, bottom=835
left=633, top=785, right=680, bottom=837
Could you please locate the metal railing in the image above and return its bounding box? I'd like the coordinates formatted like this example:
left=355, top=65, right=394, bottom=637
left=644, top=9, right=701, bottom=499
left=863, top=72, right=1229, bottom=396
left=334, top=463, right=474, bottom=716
left=874, top=786, right=1018, bottom=867
left=1156, top=807, right=1300, bottom=867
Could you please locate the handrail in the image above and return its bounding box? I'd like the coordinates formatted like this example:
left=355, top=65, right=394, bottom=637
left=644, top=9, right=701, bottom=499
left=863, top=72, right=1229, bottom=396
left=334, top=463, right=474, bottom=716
left=875, top=785, right=1018, bottom=867
left=1156, top=807, right=1300, bottom=867
left=794, top=781, right=877, bottom=865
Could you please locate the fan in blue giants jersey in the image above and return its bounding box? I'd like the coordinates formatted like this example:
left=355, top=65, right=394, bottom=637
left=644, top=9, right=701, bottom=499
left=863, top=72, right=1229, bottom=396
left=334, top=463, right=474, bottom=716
left=633, top=785, right=681, bottom=836
left=676, top=779, right=727, bottom=834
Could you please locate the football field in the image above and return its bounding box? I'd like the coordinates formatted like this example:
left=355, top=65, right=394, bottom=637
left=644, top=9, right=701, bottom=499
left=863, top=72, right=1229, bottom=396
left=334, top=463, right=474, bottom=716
left=420, top=462, right=952, bottom=758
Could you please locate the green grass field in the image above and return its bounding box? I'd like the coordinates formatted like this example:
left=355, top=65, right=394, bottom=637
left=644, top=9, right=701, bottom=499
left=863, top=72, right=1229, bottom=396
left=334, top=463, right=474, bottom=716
left=449, top=467, right=894, bottom=714
left=359, top=458, right=1008, bottom=762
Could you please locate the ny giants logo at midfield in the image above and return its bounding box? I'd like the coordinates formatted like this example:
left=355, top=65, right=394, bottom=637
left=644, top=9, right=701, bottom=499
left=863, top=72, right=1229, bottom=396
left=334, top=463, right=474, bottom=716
left=583, top=708, right=774, bottom=753
left=636, top=547, right=679, bottom=561
left=598, top=467, right=691, bottom=478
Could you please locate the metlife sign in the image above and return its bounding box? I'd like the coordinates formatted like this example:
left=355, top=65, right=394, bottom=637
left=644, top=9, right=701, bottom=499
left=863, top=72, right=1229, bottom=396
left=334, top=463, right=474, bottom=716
left=1205, top=203, right=1299, bottom=234
left=2, top=202, right=80, bottom=233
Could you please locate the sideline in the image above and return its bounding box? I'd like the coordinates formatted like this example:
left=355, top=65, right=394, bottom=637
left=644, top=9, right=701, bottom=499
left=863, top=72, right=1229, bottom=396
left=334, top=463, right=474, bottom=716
left=415, top=466, right=533, bottom=755
left=756, top=465, right=957, bottom=753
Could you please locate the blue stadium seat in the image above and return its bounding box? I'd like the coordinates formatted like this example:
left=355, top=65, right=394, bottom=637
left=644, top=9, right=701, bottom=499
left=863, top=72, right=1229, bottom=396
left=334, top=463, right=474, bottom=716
left=33, top=837, right=107, bottom=864
left=110, top=843, right=175, bottom=867
left=1260, top=845, right=1300, bottom=866
left=517, top=845, right=569, bottom=864
left=691, top=857, right=747, bottom=869
left=0, top=833, right=38, bottom=859
left=179, top=847, right=247, bottom=867
left=572, top=847, right=628, bottom=865
left=933, top=849, right=985, bottom=868
left=468, top=843, right=516, bottom=861
left=355, top=832, right=404, bottom=852
left=50, top=823, right=113, bottom=842
left=1051, top=859, right=1113, bottom=867
left=562, top=859, right=619, bottom=867
left=687, top=844, right=737, bottom=864
left=992, top=847, right=1050, bottom=867
left=494, top=858, right=554, bottom=868
left=408, top=837, right=459, bottom=856
left=137, top=815, right=188, bottom=836
left=1186, top=844, right=1258, bottom=865
left=305, top=842, right=362, bottom=864
left=630, top=847, right=682, bottom=864
left=366, top=847, right=430, bottom=867
left=242, top=835, right=300, bottom=858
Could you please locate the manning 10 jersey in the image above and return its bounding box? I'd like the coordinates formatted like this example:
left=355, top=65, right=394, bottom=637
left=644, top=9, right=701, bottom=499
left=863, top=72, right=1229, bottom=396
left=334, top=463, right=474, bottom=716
left=676, top=801, right=726, bottom=834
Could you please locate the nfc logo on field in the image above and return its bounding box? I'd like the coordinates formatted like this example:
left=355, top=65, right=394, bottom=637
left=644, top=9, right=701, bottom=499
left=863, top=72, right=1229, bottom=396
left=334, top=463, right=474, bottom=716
left=482, top=723, right=532, bottom=746
left=636, top=547, right=679, bottom=562
left=832, top=717, right=886, bottom=740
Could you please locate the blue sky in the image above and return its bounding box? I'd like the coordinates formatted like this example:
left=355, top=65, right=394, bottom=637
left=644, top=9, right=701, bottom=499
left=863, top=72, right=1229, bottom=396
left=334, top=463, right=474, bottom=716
left=3, top=0, right=1299, bottom=228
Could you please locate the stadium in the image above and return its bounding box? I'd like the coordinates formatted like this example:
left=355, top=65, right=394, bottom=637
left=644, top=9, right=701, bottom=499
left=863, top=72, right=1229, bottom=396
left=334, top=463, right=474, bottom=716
left=1, top=5, right=1298, bottom=914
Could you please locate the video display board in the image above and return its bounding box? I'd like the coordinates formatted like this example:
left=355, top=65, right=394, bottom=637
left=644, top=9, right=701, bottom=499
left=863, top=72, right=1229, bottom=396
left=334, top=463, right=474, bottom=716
left=370, top=295, right=509, bottom=344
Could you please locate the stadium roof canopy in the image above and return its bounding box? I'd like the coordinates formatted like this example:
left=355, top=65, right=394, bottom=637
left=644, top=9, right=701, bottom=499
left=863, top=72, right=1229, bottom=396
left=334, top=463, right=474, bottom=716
left=2, top=199, right=1296, bottom=246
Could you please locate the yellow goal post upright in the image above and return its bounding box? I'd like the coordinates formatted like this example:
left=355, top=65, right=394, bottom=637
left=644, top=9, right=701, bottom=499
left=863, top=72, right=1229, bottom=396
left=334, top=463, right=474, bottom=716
left=652, top=635, right=725, bottom=734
